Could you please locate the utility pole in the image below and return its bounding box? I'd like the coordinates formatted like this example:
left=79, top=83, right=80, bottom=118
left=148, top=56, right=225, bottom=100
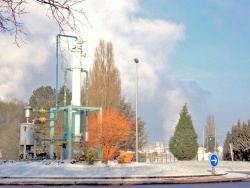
left=134, top=58, right=139, bottom=162
left=214, top=128, right=216, bottom=153
left=203, top=130, right=205, bottom=160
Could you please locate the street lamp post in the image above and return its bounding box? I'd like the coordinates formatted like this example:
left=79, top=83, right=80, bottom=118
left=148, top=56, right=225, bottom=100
left=134, top=58, right=139, bottom=162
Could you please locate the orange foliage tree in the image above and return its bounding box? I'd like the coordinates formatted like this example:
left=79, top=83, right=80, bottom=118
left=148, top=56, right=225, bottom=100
left=88, top=110, right=132, bottom=163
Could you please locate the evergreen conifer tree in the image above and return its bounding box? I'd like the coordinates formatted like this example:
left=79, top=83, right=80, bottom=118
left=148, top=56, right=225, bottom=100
left=223, top=131, right=232, bottom=160
left=224, top=120, right=250, bottom=161
left=169, top=104, right=198, bottom=160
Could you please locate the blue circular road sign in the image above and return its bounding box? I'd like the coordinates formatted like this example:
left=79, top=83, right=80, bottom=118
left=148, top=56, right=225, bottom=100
left=210, top=154, right=219, bottom=167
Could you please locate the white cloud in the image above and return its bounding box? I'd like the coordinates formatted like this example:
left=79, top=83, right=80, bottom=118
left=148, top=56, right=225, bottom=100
left=161, top=87, right=188, bottom=142
left=0, top=0, right=186, bottom=143
left=81, top=0, right=185, bottom=101
left=80, top=0, right=186, bottom=142
left=0, top=34, right=54, bottom=99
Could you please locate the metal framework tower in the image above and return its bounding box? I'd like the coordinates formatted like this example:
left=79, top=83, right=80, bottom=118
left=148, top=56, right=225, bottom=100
left=20, top=35, right=102, bottom=160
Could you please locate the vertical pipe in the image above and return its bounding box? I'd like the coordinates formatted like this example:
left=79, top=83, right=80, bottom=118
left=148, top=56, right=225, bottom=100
left=55, top=34, right=78, bottom=120
left=83, top=70, right=89, bottom=107
left=83, top=70, right=89, bottom=141
left=23, top=126, right=26, bottom=160
left=63, top=69, right=67, bottom=107
left=56, top=36, right=59, bottom=108
left=67, top=105, right=73, bottom=159
left=49, top=111, right=55, bottom=159
left=62, top=134, right=67, bottom=160
left=63, top=68, right=72, bottom=131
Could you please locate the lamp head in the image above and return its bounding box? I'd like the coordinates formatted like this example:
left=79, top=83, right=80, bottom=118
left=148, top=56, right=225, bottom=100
left=134, top=58, right=139, bottom=64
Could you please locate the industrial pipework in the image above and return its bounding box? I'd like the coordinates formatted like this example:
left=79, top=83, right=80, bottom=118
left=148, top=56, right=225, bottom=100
left=19, top=35, right=102, bottom=160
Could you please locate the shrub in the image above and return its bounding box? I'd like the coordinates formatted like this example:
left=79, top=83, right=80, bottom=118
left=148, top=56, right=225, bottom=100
left=86, top=148, right=95, bottom=165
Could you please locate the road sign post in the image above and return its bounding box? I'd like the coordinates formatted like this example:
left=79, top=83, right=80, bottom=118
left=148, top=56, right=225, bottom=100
left=210, top=153, right=219, bottom=174
left=212, top=166, right=215, bottom=174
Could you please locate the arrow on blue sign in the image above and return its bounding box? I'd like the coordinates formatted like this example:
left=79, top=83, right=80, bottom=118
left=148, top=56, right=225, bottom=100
left=210, top=154, right=219, bottom=167
left=211, top=158, right=217, bottom=163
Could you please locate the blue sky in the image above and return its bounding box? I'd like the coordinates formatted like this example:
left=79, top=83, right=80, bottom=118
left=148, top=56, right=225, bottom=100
left=1, top=0, right=250, bottom=146
left=137, top=0, right=250, bottom=145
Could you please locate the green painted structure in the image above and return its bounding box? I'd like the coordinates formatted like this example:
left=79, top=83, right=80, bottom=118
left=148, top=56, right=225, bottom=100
left=48, top=105, right=102, bottom=160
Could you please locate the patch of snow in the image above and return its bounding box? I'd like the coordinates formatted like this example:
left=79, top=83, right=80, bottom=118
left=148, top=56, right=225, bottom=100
left=0, top=160, right=250, bottom=178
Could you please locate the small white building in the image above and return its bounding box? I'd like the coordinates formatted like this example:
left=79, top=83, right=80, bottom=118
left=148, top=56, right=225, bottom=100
left=154, top=142, right=168, bottom=154
left=197, top=147, right=209, bottom=161
left=197, top=146, right=223, bottom=161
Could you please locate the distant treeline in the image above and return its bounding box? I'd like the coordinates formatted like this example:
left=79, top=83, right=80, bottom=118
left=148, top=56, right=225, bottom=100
left=0, top=99, right=24, bottom=159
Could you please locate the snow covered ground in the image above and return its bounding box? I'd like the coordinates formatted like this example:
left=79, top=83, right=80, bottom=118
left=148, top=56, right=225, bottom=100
left=0, top=160, right=249, bottom=178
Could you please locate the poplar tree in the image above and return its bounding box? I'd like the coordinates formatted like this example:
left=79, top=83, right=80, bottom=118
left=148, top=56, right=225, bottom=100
left=169, top=104, right=198, bottom=160
left=88, top=39, right=121, bottom=110
left=204, top=115, right=216, bottom=153
left=84, top=39, right=147, bottom=151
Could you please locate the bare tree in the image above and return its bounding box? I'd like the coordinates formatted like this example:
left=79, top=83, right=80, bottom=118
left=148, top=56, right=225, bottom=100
left=117, top=97, right=147, bottom=151
left=88, top=39, right=121, bottom=110
left=84, top=39, right=148, bottom=151
left=0, top=99, right=24, bottom=160
left=0, top=0, right=90, bottom=45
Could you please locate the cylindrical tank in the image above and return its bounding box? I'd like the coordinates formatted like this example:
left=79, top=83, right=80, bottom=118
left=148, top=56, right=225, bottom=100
left=19, top=123, right=35, bottom=146
left=71, top=39, right=83, bottom=138
left=24, top=105, right=32, bottom=118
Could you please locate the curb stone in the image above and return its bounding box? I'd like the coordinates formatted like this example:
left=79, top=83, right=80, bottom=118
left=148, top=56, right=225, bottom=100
left=0, top=173, right=250, bottom=185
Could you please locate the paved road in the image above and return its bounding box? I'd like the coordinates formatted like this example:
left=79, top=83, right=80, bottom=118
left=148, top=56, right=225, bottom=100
left=1, top=181, right=250, bottom=188
left=231, top=171, right=250, bottom=175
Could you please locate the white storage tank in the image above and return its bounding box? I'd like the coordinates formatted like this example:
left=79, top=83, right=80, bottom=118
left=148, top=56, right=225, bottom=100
left=19, top=123, right=35, bottom=146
